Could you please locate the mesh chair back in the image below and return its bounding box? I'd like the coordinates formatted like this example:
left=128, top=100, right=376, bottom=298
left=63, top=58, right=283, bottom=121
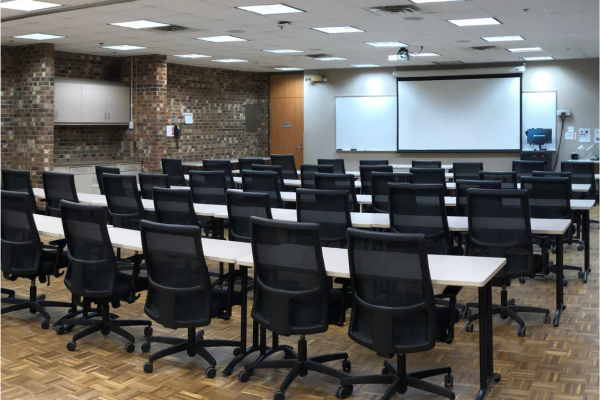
left=153, top=187, right=197, bottom=226
left=532, top=171, right=571, bottom=179
left=60, top=200, right=118, bottom=298
left=161, top=158, right=186, bottom=187
left=479, top=171, right=517, bottom=189
left=95, top=166, right=120, bottom=195
left=190, top=171, right=227, bottom=205
left=561, top=161, right=596, bottom=200
left=42, top=171, right=79, bottom=217
left=242, top=170, right=283, bottom=208
left=412, top=160, right=441, bottom=168
left=347, top=228, right=437, bottom=354
left=271, top=154, right=298, bottom=179
left=141, top=220, right=214, bottom=329
left=251, top=164, right=285, bottom=190
left=521, top=177, right=571, bottom=219
left=314, top=173, right=359, bottom=212
left=360, top=160, right=389, bottom=166
left=300, top=164, right=334, bottom=189
left=250, top=217, right=330, bottom=336
left=296, top=188, right=351, bottom=247
left=455, top=179, right=502, bottom=217
left=1, top=191, right=42, bottom=276
left=227, top=190, right=272, bottom=243
left=139, top=173, right=169, bottom=200
left=239, top=157, right=265, bottom=171
left=2, top=169, right=38, bottom=213
left=103, top=173, right=145, bottom=230
left=389, top=183, right=451, bottom=255
left=467, top=189, right=534, bottom=279
left=318, top=159, right=345, bottom=174
left=371, top=172, right=412, bottom=213
left=202, top=159, right=235, bottom=189
left=360, top=165, right=393, bottom=195
left=453, top=162, right=483, bottom=181
left=410, top=168, right=447, bottom=192
left=512, top=160, right=545, bottom=183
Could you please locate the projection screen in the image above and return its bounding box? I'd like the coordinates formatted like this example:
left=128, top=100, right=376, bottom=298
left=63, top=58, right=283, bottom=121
left=397, top=74, right=522, bottom=152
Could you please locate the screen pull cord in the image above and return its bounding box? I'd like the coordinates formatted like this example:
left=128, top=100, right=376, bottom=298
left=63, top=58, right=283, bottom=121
left=553, top=116, right=566, bottom=171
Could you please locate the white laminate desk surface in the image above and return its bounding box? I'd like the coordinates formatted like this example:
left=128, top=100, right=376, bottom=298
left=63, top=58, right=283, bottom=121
left=443, top=197, right=594, bottom=210
left=236, top=247, right=505, bottom=286
left=33, top=214, right=65, bottom=238
left=445, top=182, right=591, bottom=192
left=183, top=158, right=270, bottom=168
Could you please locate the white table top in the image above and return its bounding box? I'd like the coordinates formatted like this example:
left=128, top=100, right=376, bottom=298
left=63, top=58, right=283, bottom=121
left=183, top=158, right=270, bottom=168
left=566, top=158, right=599, bottom=163
left=33, top=214, right=65, bottom=238
left=445, top=182, right=591, bottom=192
left=236, top=247, right=506, bottom=287
left=443, top=197, right=594, bottom=210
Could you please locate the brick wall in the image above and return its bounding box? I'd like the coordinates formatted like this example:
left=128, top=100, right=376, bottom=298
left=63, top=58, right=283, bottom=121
left=1, top=47, right=16, bottom=171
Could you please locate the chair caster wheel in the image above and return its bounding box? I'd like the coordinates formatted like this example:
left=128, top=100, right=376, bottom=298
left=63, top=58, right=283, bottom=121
left=196, top=329, right=204, bottom=340
left=125, top=342, right=135, bottom=353
left=563, top=279, right=568, bottom=287
left=238, top=370, right=250, bottom=383
left=143, top=362, right=153, bottom=373
left=465, top=322, right=474, bottom=333
left=233, top=348, right=242, bottom=357
left=55, top=325, right=65, bottom=335
left=144, top=327, right=153, bottom=337
left=342, top=359, right=351, bottom=373
left=517, top=327, right=526, bottom=337
left=578, top=271, right=584, bottom=279
left=519, top=277, right=526, bottom=284
left=382, top=367, right=388, bottom=375
left=336, top=385, right=353, bottom=399
left=141, top=342, right=151, bottom=353
left=187, top=350, right=196, bottom=357
left=41, top=320, right=49, bottom=330
left=30, top=308, right=37, bottom=315
left=274, top=390, right=286, bottom=400
left=67, top=341, right=76, bottom=352
left=462, top=308, right=472, bottom=319
left=543, top=313, right=551, bottom=324
left=578, top=244, right=584, bottom=251
left=444, top=373, right=454, bottom=387
left=205, top=367, right=217, bottom=378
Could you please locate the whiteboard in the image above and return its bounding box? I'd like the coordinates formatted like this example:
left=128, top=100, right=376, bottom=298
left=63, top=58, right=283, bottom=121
left=522, top=91, right=557, bottom=151
left=335, top=96, right=397, bottom=151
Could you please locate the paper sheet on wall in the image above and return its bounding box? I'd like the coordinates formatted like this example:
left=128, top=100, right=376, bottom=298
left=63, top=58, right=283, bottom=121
left=184, top=113, right=193, bottom=124
left=579, top=129, right=591, bottom=142
left=166, top=125, right=174, bottom=137
left=565, top=132, right=576, bottom=140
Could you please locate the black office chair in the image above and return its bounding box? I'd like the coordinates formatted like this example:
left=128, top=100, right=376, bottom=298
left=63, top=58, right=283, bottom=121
left=227, top=190, right=272, bottom=243
left=300, top=164, right=334, bottom=189
left=561, top=161, right=596, bottom=201
left=341, top=228, right=457, bottom=400
left=532, top=171, right=572, bottom=179
left=252, top=164, right=285, bottom=190
left=271, top=154, right=298, bottom=179
left=314, top=173, right=359, bottom=212
left=2, top=169, right=40, bottom=214
left=521, top=177, right=582, bottom=284
left=153, top=187, right=199, bottom=226
left=95, top=165, right=120, bottom=195
left=318, top=158, right=346, bottom=174
left=57, top=200, right=151, bottom=352
left=360, top=159, right=389, bottom=166
left=161, top=158, right=186, bottom=187
left=464, top=189, right=551, bottom=337
left=139, top=173, right=170, bottom=200
left=241, top=217, right=352, bottom=400
left=455, top=180, right=501, bottom=217
left=412, top=160, right=441, bottom=168
left=371, top=172, right=412, bottom=213
left=203, top=159, right=235, bottom=189
left=512, top=160, right=545, bottom=183
left=359, top=165, right=393, bottom=195
left=239, top=157, right=265, bottom=171
left=1, top=191, right=73, bottom=329
left=410, top=168, right=448, bottom=195
left=479, top=171, right=517, bottom=189
left=103, top=173, right=146, bottom=231
left=42, top=171, right=79, bottom=217
left=453, top=162, right=483, bottom=181
left=242, top=170, right=283, bottom=209
left=189, top=170, right=227, bottom=238
left=139, top=220, right=239, bottom=375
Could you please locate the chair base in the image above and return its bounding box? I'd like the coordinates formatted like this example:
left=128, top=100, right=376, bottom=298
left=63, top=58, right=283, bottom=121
left=341, top=354, right=454, bottom=400
left=244, top=335, right=351, bottom=400
left=142, top=326, right=239, bottom=376
left=1, top=288, right=15, bottom=298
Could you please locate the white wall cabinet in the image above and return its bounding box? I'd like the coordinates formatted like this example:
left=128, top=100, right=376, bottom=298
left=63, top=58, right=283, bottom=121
left=55, top=79, right=130, bottom=125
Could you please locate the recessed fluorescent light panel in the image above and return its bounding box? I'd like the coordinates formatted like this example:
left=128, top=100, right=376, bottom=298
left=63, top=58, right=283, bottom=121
left=410, top=52, right=440, bottom=57
left=365, top=42, right=409, bottom=47
left=212, top=59, right=248, bottom=63
left=0, top=0, right=61, bottom=11
left=448, top=17, right=501, bottom=27
left=274, top=67, right=304, bottom=71
left=102, top=45, right=147, bottom=51
left=350, top=64, right=381, bottom=68
left=522, top=56, right=553, bottom=61
left=314, top=56, right=347, bottom=61
left=263, top=49, right=303, bottom=53
left=482, top=36, right=524, bottom=42
left=197, top=35, right=247, bottom=43
left=237, top=4, right=303, bottom=15
left=173, top=54, right=211, bottom=59
left=12, top=33, right=65, bottom=40
left=313, top=26, right=364, bottom=34
left=507, top=47, right=542, bottom=53
left=109, top=20, right=170, bottom=29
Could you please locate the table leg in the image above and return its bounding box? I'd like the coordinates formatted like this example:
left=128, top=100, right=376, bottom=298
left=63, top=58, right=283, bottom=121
left=476, top=282, right=500, bottom=400
left=554, top=234, right=565, bottom=327
left=583, top=210, right=590, bottom=283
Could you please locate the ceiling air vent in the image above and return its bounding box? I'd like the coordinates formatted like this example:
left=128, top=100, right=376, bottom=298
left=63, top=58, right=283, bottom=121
left=367, top=5, right=422, bottom=16
left=305, top=53, right=331, bottom=59
left=148, top=25, right=194, bottom=33
left=470, top=46, right=498, bottom=51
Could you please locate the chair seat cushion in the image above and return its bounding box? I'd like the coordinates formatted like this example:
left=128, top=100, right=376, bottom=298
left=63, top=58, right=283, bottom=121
left=39, top=249, right=68, bottom=276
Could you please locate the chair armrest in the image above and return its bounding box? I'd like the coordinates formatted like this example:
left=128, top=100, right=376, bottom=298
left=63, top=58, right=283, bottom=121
left=435, top=290, right=458, bottom=344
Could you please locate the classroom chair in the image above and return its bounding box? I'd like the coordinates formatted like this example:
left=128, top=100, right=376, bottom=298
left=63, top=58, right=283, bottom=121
left=318, top=158, right=346, bottom=174
left=103, top=173, right=146, bottom=230
left=1, top=169, right=40, bottom=214
left=314, top=173, right=359, bottom=212
left=479, top=171, right=517, bottom=189
left=42, top=171, right=79, bottom=217
left=202, top=159, right=235, bottom=189
left=139, top=173, right=170, bottom=200
left=242, top=170, right=283, bottom=209
left=95, top=165, right=120, bottom=195
left=360, top=159, right=389, bottom=166
left=161, top=158, right=186, bottom=187
left=412, top=160, right=441, bottom=168
left=300, top=164, right=334, bottom=189
left=512, top=160, right=545, bottom=183
left=370, top=172, right=412, bottom=213
left=271, top=154, right=298, bottom=179
left=360, top=165, right=393, bottom=196
left=239, top=157, right=265, bottom=171
left=410, top=168, right=448, bottom=195
left=453, top=162, right=483, bottom=181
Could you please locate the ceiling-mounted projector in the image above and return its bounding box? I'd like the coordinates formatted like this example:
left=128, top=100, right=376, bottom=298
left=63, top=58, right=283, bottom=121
left=390, top=48, right=410, bottom=62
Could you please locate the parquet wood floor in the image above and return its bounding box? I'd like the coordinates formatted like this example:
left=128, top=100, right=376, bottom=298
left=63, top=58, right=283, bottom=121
left=2, top=208, right=598, bottom=400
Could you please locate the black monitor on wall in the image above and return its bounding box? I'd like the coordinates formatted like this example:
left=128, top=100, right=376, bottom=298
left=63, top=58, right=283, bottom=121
left=526, top=128, right=552, bottom=147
